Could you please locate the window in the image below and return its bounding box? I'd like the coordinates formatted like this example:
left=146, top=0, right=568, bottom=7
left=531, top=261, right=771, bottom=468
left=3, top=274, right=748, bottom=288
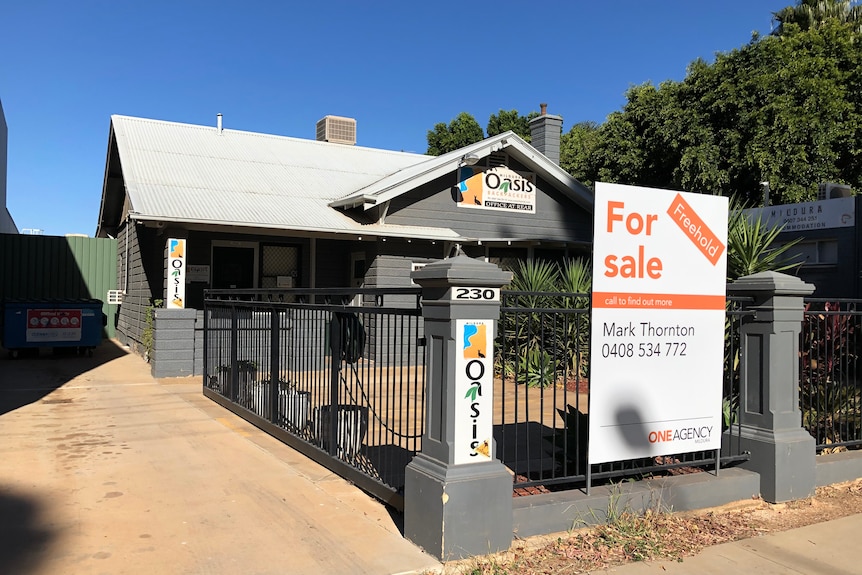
left=784, top=239, right=838, bottom=266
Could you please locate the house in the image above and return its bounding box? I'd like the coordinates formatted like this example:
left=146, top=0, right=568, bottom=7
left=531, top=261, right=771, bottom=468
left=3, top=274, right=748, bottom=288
left=95, top=109, right=595, bottom=364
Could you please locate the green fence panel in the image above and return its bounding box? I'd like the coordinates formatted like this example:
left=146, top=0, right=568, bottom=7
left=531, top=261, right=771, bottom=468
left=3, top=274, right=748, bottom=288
left=0, top=233, right=118, bottom=338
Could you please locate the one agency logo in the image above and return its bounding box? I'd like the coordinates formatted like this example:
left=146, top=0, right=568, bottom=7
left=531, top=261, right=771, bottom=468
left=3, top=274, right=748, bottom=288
left=648, top=425, right=714, bottom=445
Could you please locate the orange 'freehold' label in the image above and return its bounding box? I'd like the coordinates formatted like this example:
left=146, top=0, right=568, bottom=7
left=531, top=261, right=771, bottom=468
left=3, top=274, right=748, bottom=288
left=667, top=193, right=725, bottom=266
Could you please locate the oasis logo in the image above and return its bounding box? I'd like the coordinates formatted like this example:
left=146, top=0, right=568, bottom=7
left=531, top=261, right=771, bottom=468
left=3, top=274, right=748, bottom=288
left=484, top=168, right=535, bottom=194
left=458, top=167, right=536, bottom=214
left=648, top=425, right=714, bottom=445
left=456, top=321, right=493, bottom=462
left=167, top=238, right=186, bottom=309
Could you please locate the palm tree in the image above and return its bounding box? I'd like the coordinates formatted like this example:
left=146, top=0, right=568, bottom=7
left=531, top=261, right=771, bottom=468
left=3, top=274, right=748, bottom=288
left=772, top=0, right=862, bottom=35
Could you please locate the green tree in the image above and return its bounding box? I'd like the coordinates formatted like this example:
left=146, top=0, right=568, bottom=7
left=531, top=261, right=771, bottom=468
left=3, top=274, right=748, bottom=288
left=560, top=121, right=601, bottom=188
left=425, top=112, right=484, bottom=156
left=486, top=109, right=538, bottom=141
left=568, top=3, right=862, bottom=205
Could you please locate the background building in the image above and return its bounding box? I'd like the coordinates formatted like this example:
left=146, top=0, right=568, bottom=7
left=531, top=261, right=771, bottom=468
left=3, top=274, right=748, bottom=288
left=746, top=188, right=860, bottom=298
left=0, top=98, right=19, bottom=234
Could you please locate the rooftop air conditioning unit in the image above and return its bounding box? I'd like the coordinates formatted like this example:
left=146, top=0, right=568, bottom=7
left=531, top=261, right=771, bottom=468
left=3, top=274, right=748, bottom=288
left=316, top=115, right=356, bottom=145
left=818, top=182, right=853, bottom=200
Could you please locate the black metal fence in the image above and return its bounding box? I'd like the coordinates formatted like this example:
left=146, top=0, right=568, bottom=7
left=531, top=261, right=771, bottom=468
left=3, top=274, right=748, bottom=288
left=202, top=287, right=862, bottom=505
left=496, top=290, right=590, bottom=489
left=801, top=298, right=862, bottom=451
left=496, top=291, right=753, bottom=492
left=203, top=288, right=424, bottom=509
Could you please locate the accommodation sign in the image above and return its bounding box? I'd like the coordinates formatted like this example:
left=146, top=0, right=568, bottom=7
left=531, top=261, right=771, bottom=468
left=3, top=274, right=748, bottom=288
left=454, top=319, right=494, bottom=464
left=589, top=183, right=728, bottom=464
left=744, top=196, right=855, bottom=232
left=167, top=238, right=186, bottom=309
left=457, top=166, right=536, bottom=213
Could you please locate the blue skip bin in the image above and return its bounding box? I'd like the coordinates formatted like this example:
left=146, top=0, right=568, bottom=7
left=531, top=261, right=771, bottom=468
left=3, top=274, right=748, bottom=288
left=2, top=299, right=106, bottom=357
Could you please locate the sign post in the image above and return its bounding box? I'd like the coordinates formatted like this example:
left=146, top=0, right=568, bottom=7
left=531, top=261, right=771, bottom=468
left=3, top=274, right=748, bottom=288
left=589, top=183, right=728, bottom=465
left=404, top=255, right=513, bottom=561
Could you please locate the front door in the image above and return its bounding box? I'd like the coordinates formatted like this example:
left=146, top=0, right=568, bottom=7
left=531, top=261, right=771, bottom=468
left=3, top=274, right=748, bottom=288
left=212, top=246, right=256, bottom=289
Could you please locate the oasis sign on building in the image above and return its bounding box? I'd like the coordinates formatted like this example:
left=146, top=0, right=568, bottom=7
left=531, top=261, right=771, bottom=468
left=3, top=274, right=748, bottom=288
left=589, top=183, right=728, bottom=464
left=167, top=238, right=186, bottom=309
left=457, top=166, right=536, bottom=213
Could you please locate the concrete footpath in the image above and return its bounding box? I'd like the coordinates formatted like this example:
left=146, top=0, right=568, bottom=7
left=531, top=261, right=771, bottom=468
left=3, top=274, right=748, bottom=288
left=0, top=341, right=441, bottom=575
left=589, top=512, right=862, bottom=575
left=2, top=341, right=860, bottom=575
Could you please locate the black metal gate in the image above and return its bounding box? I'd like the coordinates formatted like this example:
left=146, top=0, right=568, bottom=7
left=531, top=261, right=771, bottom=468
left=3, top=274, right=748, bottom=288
left=203, top=288, right=424, bottom=510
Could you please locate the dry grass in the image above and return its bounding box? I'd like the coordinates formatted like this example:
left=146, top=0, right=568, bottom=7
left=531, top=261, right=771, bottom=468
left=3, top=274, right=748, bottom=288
left=442, top=479, right=862, bottom=575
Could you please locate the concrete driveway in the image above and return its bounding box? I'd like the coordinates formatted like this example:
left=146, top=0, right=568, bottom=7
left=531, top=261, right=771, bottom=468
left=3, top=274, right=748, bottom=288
left=0, top=341, right=440, bottom=575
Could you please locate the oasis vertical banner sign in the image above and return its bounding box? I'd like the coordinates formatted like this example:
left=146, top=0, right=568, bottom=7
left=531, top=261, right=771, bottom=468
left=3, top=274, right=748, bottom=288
left=454, top=319, right=494, bottom=464
left=589, top=183, right=728, bottom=464
left=167, top=238, right=186, bottom=309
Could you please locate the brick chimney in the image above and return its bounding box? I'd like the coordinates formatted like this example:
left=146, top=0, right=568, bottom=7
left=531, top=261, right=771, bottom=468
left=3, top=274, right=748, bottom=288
left=528, top=103, right=563, bottom=165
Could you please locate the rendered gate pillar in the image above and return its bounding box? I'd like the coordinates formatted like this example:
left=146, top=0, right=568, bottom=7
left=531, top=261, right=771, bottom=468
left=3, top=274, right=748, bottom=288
left=405, top=254, right=513, bottom=560
left=728, top=271, right=815, bottom=503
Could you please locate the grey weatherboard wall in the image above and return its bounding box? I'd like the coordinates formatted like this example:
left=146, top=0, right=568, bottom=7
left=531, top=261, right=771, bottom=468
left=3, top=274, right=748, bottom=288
left=384, top=166, right=592, bottom=245
left=115, top=220, right=162, bottom=349
left=0, top=233, right=118, bottom=339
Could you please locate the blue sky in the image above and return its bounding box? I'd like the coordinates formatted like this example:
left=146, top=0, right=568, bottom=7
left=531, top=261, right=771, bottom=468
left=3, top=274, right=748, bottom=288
left=2, top=1, right=791, bottom=237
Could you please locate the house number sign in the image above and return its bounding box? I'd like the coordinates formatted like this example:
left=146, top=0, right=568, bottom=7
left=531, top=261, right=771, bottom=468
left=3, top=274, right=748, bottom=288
left=451, top=287, right=500, bottom=301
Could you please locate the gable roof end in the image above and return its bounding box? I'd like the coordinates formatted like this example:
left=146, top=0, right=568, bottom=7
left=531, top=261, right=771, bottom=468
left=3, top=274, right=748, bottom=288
left=329, top=132, right=594, bottom=213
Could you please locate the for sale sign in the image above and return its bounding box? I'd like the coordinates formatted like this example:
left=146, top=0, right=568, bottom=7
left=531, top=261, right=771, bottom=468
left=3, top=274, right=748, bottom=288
left=588, top=183, right=728, bottom=464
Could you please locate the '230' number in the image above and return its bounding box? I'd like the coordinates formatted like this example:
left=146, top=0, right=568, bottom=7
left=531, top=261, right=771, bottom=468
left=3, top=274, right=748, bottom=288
left=454, top=288, right=499, bottom=301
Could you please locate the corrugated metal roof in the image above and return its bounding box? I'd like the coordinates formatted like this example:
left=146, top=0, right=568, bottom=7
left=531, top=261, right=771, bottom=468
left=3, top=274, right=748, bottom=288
left=111, top=115, right=463, bottom=239
left=107, top=115, right=594, bottom=241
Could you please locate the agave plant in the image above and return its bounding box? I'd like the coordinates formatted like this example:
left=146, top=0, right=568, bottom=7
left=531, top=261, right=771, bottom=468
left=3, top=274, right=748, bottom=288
left=508, top=259, right=559, bottom=294
left=499, top=260, right=559, bottom=386
left=726, top=196, right=801, bottom=281
left=498, top=257, right=592, bottom=386
left=557, top=258, right=592, bottom=377
left=518, top=348, right=556, bottom=388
